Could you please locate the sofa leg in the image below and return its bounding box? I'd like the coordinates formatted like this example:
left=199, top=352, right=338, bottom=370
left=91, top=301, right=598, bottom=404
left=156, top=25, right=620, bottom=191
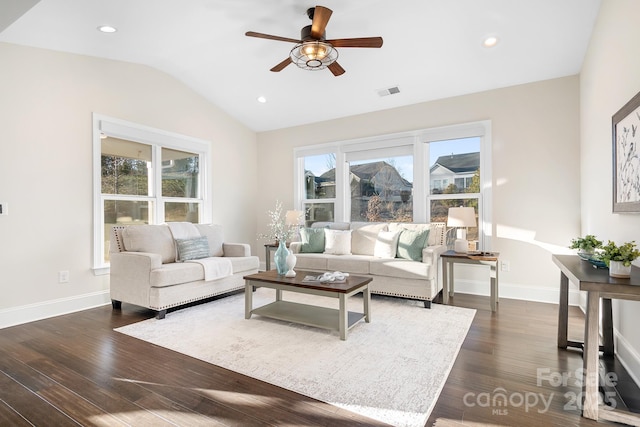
left=111, top=300, right=122, bottom=310
left=156, top=310, right=167, bottom=320
left=424, top=300, right=432, bottom=309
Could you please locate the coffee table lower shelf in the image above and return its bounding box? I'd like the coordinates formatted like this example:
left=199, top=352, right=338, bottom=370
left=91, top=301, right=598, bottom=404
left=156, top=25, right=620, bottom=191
left=251, top=300, right=366, bottom=333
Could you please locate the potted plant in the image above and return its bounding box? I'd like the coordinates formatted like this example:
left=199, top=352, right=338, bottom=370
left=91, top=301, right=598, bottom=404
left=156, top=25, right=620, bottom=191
left=599, top=240, right=640, bottom=278
left=569, top=234, right=602, bottom=257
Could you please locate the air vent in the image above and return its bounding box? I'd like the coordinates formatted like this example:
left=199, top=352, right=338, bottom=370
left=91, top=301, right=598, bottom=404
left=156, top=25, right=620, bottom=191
left=377, top=86, right=400, bottom=97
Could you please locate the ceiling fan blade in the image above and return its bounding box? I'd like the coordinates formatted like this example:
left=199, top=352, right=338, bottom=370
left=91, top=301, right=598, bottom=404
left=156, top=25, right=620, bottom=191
left=310, top=6, right=332, bottom=39
left=328, top=61, right=345, bottom=76
left=245, top=31, right=300, bottom=44
left=326, top=37, right=384, bottom=48
left=270, top=57, right=293, bottom=72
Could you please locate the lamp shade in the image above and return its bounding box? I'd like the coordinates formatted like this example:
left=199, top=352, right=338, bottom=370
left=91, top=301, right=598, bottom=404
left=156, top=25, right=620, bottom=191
left=285, top=210, right=304, bottom=226
left=447, top=207, right=476, bottom=228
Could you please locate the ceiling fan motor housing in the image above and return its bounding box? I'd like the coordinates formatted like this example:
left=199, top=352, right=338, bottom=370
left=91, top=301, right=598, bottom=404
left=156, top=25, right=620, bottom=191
left=301, top=25, right=325, bottom=42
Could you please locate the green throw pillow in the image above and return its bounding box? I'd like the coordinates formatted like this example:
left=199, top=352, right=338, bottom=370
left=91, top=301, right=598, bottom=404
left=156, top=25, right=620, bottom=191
left=396, top=229, right=430, bottom=261
left=175, top=236, right=210, bottom=261
left=300, top=227, right=325, bottom=253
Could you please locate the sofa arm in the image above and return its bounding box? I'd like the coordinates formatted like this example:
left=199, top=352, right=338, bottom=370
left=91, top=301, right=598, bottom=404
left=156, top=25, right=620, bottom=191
left=109, top=252, right=162, bottom=306
left=223, top=243, right=251, bottom=257
left=422, top=244, right=447, bottom=266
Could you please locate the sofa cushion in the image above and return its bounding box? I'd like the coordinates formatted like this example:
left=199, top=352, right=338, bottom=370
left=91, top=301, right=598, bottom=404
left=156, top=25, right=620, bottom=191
left=324, top=229, right=352, bottom=255
left=122, top=225, right=176, bottom=264
left=227, top=256, right=260, bottom=274
left=396, top=228, right=430, bottom=261
left=326, top=255, right=371, bottom=275
left=299, top=227, right=325, bottom=253
left=194, top=224, right=224, bottom=256
left=150, top=262, right=204, bottom=287
left=389, top=222, right=444, bottom=246
left=294, top=253, right=329, bottom=270
left=374, top=230, right=402, bottom=258
left=176, top=236, right=210, bottom=261
left=351, top=223, right=388, bottom=255
left=369, top=258, right=432, bottom=280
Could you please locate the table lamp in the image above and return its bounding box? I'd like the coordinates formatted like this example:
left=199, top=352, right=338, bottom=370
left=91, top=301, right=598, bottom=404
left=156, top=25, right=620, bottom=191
left=447, top=206, right=476, bottom=253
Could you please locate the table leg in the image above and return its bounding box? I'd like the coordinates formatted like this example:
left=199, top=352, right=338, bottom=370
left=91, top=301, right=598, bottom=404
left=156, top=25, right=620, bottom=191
left=449, top=261, right=455, bottom=296
left=339, top=294, right=347, bottom=340
left=363, top=287, right=371, bottom=323
left=582, top=291, right=600, bottom=420
left=265, top=246, right=271, bottom=271
left=602, top=298, right=614, bottom=356
left=558, top=272, right=569, bottom=349
left=490, top=261, right=498, bottom=312
left=245, top=281, right=253, bottom=319
left=442, top=259, right=450, bottom=305
left=276, top=289, right=283, bottom=301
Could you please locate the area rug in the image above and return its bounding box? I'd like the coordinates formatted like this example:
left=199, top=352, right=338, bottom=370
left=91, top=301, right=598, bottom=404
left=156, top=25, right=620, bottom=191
left=115, top=289, right=475, bottom=427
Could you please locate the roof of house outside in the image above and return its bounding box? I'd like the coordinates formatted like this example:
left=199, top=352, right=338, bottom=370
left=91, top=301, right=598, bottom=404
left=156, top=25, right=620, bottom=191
left=317, top=161, right=412, bottom=187
left=431, top=152, right=479, bottom=174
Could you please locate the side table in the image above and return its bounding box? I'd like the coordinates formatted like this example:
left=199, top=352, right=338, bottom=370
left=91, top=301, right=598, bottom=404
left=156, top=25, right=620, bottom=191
left=264, top=243, right=289, bottom=271
left=441, top=250, right=500, bottom=311
left=264, top=244, right=277, bottom=271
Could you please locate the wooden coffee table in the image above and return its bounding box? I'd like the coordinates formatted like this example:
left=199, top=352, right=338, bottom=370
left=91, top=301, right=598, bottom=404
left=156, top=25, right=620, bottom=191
left=243, top=270, right=372, bottom=340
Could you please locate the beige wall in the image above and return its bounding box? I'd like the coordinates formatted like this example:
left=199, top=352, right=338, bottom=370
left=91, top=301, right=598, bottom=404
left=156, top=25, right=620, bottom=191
left=580, top=0, right=640, bottom=383
left=257, top=75, right=581, bottom=302
left=0, top=43, right=258, bottom=324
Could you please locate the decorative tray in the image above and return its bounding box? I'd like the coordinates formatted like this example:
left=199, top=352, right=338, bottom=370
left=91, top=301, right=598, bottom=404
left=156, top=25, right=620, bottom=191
left=578, top=252, right=607, bottom=269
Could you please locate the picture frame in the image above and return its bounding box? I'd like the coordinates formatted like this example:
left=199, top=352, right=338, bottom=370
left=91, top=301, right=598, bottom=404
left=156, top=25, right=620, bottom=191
left=612, top=90, right=640, bottom=213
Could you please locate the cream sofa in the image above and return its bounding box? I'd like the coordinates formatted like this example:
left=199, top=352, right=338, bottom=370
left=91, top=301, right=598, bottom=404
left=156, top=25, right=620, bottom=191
left=110, top=223, right=259, bottom=319
left=289, top=221, right=447, bottom=308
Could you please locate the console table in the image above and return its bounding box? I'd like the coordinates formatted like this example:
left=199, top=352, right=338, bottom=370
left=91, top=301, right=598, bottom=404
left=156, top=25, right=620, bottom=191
left=552, top=254, right=640, bottom=425
left=441, top=250, right=499, bottom=311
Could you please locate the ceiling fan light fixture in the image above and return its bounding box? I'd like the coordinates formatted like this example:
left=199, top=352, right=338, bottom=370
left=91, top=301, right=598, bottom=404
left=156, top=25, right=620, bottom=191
left=290, top=41, right=338, bottom=71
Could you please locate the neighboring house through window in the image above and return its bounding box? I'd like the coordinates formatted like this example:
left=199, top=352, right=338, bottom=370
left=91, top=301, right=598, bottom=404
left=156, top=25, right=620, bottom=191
left=294, top=121, right=491, bottom=249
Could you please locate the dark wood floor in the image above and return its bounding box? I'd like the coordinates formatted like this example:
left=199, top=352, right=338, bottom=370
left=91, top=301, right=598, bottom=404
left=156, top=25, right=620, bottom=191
left=0, top=293, right=637, bottom=427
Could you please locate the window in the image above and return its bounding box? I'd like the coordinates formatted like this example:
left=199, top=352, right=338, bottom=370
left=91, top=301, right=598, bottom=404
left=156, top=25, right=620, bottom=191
left=93, top=115, right=210, bottom=273
left=294, top=121, right=491, bottom=248
left=349, top=155, right=413, bottom=222
left=299, top=152, right=337, bottom=226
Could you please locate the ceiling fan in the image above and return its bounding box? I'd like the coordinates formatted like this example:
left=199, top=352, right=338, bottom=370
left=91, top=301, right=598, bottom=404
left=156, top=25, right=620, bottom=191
left=245, top=5, right=383, bottom=76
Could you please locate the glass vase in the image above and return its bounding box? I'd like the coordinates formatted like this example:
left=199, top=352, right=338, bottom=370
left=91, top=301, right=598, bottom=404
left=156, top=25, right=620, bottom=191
left=274, top=241, right=289, bottom=276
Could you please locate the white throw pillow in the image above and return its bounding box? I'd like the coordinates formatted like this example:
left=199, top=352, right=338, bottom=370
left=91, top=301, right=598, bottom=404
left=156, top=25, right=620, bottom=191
left=324, top=229, right=352, bottom=255
left=374, top=230, right=402, bottom=258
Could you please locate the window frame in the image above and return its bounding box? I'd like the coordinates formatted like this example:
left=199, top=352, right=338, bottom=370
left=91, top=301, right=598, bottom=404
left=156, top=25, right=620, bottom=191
left=92, top=114, right=211, bottom=274
left=293, top=120, right=492, bottom=248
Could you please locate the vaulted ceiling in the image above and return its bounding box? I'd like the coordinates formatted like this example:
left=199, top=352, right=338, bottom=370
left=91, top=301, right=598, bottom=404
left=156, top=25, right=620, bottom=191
left=0, top=0, right=601, bottom=132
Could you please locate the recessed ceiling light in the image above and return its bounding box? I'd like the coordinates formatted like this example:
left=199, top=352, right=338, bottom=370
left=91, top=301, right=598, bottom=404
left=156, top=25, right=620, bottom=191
left=98, top=25, right=117, bottom=33
left=483, top=36, right=499, bottom=48
left=257, top=96, right=267, bottom=103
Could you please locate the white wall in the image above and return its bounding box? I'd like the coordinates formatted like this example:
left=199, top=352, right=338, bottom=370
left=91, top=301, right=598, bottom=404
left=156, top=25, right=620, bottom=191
left=580, top=0, right=640, bottom=384
left=257, top=76, right=581, bottom=304
left=0, top=43, right=258, bottom=326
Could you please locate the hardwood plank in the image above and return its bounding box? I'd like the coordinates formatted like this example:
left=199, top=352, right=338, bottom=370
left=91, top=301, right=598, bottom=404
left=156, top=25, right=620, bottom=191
left=0, top=292, right=637, bottom=427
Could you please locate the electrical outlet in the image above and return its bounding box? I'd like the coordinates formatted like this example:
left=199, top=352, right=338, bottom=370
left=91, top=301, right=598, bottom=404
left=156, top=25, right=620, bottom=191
left=58, top=270, right=69, bottom=283
left=501, top=260, right=510, bottom=272
left=0, top=202, right=7, bottom=215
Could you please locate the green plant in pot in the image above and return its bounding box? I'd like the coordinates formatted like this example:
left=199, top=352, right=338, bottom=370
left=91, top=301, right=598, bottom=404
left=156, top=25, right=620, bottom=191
left=569, top=234, right=602, bottom=256
left=600, top=240, right=640, bottom=278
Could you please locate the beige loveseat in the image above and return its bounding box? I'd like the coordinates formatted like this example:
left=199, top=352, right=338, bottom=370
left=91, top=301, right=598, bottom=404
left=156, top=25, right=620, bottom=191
left=110, top=223, right=259, bottom=319
left=289, top=221, right=447, bottom=308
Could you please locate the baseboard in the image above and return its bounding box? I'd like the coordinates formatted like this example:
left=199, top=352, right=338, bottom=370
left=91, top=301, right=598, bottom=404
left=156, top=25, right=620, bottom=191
left=451, top=279, right=582, bottom=306
left=616, top=331, right=640, bottom=389
left=0, top=290, right=111, bottom=329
